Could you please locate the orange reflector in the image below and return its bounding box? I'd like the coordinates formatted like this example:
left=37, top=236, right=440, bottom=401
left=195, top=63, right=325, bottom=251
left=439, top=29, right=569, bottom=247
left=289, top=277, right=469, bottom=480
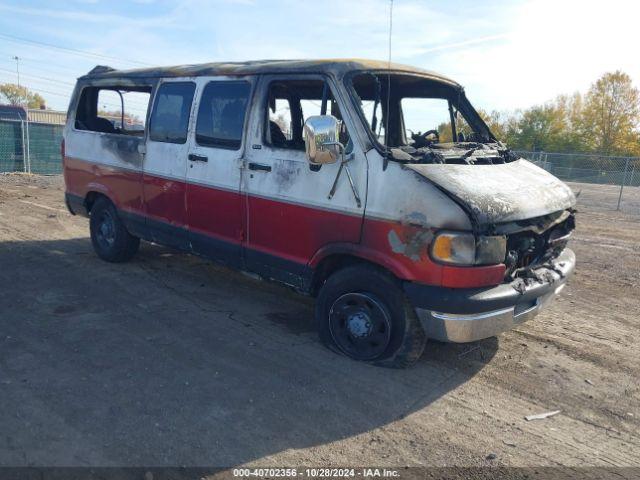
left=432, top=234, right=453, bottom=261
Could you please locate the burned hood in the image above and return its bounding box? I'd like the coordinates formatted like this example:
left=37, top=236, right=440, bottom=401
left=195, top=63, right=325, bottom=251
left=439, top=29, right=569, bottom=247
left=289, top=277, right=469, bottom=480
left=407, top=159, right=576, bottom=226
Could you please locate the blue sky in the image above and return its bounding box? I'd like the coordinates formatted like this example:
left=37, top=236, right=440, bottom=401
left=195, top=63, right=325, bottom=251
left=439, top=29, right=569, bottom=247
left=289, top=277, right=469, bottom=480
left=0, top=0, right=638, bottom=112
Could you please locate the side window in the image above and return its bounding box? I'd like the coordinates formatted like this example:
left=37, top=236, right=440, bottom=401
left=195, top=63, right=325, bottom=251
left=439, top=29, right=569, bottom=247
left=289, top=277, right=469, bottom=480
left=149, top=82, right=196, bottom=144
left=75, top=86, right=151, bottom=135
left=268, top=98, right=292, bottom=141
left=195, top=81, right=251, bottom=150
left=265, top=79, right=350, bottom=151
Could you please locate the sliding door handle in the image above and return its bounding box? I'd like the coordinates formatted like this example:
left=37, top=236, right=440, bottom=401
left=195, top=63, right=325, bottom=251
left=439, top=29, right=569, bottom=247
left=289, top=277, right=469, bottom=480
left=248, top=162, right=271, bottom=172
left=188, top=154, right=208, bottom=162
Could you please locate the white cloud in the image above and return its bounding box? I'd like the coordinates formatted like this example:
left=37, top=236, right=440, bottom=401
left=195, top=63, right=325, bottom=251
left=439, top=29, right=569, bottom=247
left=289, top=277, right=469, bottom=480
left=2, top=0, right=638, bottom=113
left=428, top=0, right=640, bottom=110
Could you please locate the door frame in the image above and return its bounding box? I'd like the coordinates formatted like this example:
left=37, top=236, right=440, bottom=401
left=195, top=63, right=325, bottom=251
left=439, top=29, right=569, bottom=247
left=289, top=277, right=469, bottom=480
left=142, top=77, right=199, bottom=250
left=241, top=73, right=369, bottom=288
left=185, top=75, right=257, bottom=269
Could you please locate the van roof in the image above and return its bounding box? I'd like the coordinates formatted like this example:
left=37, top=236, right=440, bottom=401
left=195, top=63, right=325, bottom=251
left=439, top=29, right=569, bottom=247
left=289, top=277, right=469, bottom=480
left=80, top=58, right=459, bottom=84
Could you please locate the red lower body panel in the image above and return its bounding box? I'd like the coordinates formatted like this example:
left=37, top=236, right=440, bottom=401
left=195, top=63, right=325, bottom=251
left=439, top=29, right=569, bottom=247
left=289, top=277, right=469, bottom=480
left=64, top=156, right=143, bottom=215
left=186, top=182, right=244, bottom=244
left=144, top=174, right=187, bottom=229
left=246, top=195, right=362, bottom=266
left=64, top=157, right=505, bottom=289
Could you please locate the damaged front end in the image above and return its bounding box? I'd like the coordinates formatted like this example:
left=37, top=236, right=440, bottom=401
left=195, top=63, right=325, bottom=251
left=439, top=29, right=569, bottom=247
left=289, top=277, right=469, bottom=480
left=402, top=162, right=577, bottom=343
left=498, top=209, right=575, bottom=284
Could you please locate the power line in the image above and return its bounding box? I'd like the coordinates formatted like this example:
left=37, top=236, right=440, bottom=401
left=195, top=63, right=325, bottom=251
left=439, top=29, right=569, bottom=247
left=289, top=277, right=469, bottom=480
left=0, top=52, right=88, bottom=76
left=0, top=32, right=153, bottom=67
left=0, top=67, right=75, bottom=86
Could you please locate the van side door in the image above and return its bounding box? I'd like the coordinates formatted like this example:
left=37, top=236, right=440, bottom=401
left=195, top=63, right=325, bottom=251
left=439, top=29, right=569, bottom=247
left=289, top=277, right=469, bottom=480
left=184, top=77, right=253, bottom=268
left=242, top=74, right=367, bottom=288
left=143, top=80, right=197, bottom=249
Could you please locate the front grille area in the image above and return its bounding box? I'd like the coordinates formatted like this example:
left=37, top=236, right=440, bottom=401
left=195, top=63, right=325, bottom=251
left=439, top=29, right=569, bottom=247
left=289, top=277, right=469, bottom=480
left=504, top=213, right=575, bottom=277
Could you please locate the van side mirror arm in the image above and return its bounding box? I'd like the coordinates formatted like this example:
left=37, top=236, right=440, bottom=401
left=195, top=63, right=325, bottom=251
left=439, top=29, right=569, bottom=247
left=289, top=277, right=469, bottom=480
left=324, top=141, right=362, bottom=208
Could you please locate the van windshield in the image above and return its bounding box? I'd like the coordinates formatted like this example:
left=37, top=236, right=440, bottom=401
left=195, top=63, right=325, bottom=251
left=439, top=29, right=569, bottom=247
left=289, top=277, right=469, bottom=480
left=349, top=72, right=516, bottom=164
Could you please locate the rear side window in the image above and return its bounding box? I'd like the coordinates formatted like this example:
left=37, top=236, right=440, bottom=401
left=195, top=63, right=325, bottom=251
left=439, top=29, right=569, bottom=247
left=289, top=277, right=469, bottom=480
left=149, top=82, right=196, bottom=144
left=196, top=81, right=251, bottom=149
left=75, top=86, right=151, bottom=136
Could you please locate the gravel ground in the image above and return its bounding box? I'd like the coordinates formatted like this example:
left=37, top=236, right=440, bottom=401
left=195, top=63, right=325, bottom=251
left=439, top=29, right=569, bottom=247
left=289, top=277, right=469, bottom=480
left=0, top=173, right=638, bottom=472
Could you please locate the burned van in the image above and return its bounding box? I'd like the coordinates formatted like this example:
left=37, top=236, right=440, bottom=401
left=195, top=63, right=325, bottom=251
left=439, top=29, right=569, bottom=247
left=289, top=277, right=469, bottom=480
left=63, top=59, right=575, bottom=368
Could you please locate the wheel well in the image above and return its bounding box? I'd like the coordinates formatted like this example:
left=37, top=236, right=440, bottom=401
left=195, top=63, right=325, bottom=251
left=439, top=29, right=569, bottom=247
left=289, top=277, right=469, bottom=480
left=83, top=191, right=108, bottom=214
left=310, top=254, right=396, bottom=296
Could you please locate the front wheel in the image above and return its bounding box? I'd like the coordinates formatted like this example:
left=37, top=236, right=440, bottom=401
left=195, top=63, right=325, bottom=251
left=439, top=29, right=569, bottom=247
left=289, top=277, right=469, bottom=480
left=89, top=196, right=139, bottom=263
left=315, top=264, right=426, bottom=368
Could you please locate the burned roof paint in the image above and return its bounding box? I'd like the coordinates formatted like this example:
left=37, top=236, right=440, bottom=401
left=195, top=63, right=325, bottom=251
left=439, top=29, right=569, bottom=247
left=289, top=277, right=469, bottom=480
left=80, top=59, right=459, bottom=84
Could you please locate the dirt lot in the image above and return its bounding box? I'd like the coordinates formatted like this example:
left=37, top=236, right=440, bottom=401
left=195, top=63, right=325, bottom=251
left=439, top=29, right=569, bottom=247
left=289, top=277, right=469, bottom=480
left=0, top=174, right=639, bottom=470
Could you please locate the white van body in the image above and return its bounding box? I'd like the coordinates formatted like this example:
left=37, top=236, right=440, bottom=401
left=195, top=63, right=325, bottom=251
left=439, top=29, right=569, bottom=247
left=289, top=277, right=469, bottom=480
left=63, top=60, right=575, bottom=367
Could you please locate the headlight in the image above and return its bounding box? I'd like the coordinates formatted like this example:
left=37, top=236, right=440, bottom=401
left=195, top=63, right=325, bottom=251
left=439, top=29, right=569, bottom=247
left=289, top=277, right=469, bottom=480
left=430, top=231, right=506, bottom=266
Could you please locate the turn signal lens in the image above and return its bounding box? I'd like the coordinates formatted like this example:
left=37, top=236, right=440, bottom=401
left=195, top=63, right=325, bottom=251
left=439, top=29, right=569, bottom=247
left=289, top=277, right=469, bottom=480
left=430, top=232, right=506, bottom=266
left=431, top=232, right=476, bottom=265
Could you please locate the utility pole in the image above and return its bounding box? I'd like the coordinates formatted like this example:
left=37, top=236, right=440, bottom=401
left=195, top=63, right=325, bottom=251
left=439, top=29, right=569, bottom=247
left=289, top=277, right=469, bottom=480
left=12, top=55, right=30, bottom=173
left=12, top=55, right=21, bottom=90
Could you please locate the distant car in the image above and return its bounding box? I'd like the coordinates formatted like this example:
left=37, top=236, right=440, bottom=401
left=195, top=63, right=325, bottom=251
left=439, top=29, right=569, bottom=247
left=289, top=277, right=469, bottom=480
left=62, top=59, right=576, bottom=367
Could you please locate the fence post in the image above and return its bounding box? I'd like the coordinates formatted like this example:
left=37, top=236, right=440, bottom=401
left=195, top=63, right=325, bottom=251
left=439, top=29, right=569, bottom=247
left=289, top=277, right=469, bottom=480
left=20, top=120, right=26, bottom=173
left=617, top=158, right=630, bottom=211
left=25, top=116, right=31, bottom=174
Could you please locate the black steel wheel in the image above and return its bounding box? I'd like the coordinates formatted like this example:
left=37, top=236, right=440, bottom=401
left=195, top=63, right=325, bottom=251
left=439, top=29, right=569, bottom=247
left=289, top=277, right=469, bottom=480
left=316, top=264, right=426, bottom=368
left=89, top=196, right=140, bottom=263
left=94, top=207, right=117, bottom=251
left=329, top=292, right=392, bottom=360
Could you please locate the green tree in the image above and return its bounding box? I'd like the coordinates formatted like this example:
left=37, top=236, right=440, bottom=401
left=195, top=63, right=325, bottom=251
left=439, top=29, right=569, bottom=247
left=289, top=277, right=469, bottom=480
left=580, top=71, right=640, bottom=156
left=449, top=72, right=640, bottom=157
left=489, top=94, right=587, bottom=153
left=507, top=105, right=559, bottom=151
left=0, top=83, right=46, bottom=109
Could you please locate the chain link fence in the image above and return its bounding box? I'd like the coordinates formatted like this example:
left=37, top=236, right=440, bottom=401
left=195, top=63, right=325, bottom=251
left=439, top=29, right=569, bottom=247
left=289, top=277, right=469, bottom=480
left=0, top=117, right=63, bottom=175
left=516, top=151, right=639, bottom=215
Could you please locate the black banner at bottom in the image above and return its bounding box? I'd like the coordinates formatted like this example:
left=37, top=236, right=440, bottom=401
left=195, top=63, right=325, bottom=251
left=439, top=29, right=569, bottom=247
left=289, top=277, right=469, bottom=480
left=0, top=467, right=637, bottom=480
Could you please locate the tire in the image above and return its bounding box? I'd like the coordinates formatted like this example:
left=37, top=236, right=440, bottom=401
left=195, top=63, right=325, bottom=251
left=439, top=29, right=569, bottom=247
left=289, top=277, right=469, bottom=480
left=315, top=264, right=426, bottom=368
left=89, top=196, right=140, bottom=263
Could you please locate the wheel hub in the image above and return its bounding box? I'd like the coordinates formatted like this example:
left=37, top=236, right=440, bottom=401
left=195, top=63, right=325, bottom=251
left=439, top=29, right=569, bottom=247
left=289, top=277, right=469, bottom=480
left=347, top=312, right=372, bottom=338
left=97, top=212, right=116, bottom=247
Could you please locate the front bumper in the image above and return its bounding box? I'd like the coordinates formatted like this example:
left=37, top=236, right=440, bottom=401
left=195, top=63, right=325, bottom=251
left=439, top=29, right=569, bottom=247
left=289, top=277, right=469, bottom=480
left=404, top=248, right=575, bottom=343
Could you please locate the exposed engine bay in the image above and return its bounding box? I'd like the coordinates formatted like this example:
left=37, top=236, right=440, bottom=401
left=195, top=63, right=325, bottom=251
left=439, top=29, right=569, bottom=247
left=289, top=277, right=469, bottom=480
left=497, top=210, right=576, bottom=281
left=389, top=141, right=520, bottom=165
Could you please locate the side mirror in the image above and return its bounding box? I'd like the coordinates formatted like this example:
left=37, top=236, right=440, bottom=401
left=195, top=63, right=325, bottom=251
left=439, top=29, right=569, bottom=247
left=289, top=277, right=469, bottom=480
left=303, top=115, right=341, bottom=165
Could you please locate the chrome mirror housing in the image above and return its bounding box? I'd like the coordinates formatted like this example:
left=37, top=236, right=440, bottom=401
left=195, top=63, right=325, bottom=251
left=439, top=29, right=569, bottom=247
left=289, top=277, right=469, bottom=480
left=303, top=115, right=341, bottom=165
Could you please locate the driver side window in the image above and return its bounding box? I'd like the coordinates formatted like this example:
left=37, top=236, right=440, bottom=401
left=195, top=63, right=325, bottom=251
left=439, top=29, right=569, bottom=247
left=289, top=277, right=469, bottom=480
left=264, top=78, right=350, bottom=152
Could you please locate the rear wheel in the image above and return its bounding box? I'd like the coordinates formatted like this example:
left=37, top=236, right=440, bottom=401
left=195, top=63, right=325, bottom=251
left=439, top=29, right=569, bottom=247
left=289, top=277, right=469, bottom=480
left=315, top=264, right=426, bottom=368
left=89, top=196, right=139, bottom=262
